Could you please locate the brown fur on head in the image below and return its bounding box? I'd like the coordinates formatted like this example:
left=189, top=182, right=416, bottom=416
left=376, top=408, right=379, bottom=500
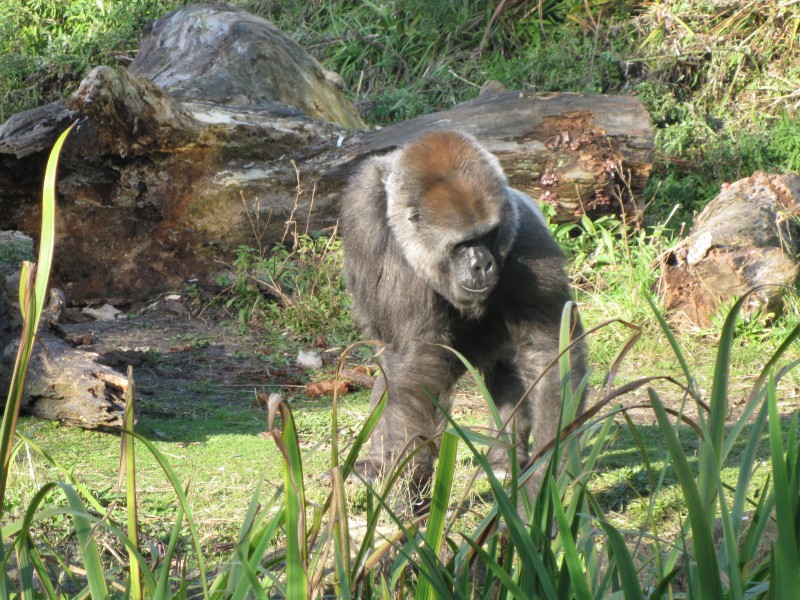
left=397, top=131, right=501, bottom=227
left=385, top=131, right=519, bottom=309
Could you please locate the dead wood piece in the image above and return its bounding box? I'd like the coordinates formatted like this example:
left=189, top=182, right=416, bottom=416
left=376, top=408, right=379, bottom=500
left=1, top=329, right=126, bottom=428
left=659, top=172, right=800, bottom=329
left=0, top=102, right=78, bottom=159
left=306, top=379, right=349, bottom=397
left=338, top=368, right=375, bottom=390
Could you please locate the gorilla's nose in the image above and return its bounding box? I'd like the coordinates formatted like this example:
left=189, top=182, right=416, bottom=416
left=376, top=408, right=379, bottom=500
left=469, top=246, right=494, bottom=273
left=468, top=246, right=497, bottom=288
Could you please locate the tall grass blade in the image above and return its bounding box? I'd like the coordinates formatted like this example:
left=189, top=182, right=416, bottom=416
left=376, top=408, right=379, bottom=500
left=551, top=481, right=591, bottom=600
left=226, top=503, right=286, bottom=599
left=332, top=376, right=386, bottom=483
left=0, top=263, right=36, bottom=509
left=58, top=483, right=109, bottom=599
left=597, top=519, right=645, bottom=600
left=234, top=544, right=269, bottom=599
left=9, top=432, right=106, bottom=514
left=14, top=481, right=58, bottom=596
left=268, top=395, right=308, bottom=598
left=154, top=502, right=184, bottom=599
left=329, top=466, right=353, bottom=600
left=767, top=372, right=800, bottom=596
left=645, top=293, right=700, bottom=399
left=649, top=388, right=724, bottom=600
left=416, top=429, right=458, bottom=600
left=221, top=476, right=265, bottom=596
left=702, top=295, right=747, bottom=510
left=25, top=537, right=58, bottom=598
left=722, top=323, right=800, bottom=461
left=739, top=473, right=774, bottom=577
left=33, top=123, right=72, bottom=328
left=0, top=123, right=73, bottom=596
left=129, top=433, right=209, bottom=596
left=731, top=399, right=769, bottom=529
left=460, top=535, right=529, bottom=599
left=714, top=464, right=743, bottom=600
left=444, top=420, right=558, bottom=600
left=120, top=365, right=142, bottom=599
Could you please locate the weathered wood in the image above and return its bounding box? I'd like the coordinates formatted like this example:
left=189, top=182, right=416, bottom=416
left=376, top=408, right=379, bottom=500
left=0, top=103, right=77, bottom=159
left=0, top=4, right=653, bottom=306
left=67, top=66, right=202, bottom=156
left=1, top=328, right=126, bottom=428
left=659, top=172, right=800, bottom=329
left=129, top=4, right=364, bottom=129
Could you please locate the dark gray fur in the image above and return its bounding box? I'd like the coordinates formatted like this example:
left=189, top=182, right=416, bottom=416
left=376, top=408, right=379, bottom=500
left=340, top=131, right=585, bottom=503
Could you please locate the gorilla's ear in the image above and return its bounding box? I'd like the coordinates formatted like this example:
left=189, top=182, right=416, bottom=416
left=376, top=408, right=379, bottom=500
left=494, top=187, right=521, bottom=256
left=507, top=187, right=549, bottom=230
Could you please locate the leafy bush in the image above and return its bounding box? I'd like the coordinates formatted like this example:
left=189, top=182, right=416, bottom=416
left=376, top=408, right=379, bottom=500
left=218, top=233, right=356, bottom=344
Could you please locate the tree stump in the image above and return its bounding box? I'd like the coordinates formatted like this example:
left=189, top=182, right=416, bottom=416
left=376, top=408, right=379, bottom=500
left=659, top=172, right=800, bottom=329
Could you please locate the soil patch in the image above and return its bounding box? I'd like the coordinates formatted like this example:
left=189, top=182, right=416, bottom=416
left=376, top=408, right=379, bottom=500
left=52, top=300, right=315, bottom=421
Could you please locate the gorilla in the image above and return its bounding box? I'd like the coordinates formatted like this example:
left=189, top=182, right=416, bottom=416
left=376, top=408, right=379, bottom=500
left=340, top=130, right=585, bottom=504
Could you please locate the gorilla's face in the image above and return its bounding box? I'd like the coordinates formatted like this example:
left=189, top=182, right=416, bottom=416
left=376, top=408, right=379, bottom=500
left=453, top=235, right=499, bottom=296
left=385, top=131, right=519, bottom=315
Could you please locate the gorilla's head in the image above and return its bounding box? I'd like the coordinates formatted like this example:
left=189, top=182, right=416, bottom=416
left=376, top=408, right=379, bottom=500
left=385, top=131, right=519, bottom=314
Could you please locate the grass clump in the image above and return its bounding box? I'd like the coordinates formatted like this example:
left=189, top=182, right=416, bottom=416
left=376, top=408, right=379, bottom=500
left=217, top=231, right=356, bottom=344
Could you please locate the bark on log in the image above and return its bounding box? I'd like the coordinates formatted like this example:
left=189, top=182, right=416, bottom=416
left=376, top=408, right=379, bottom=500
left=0, top=4, right=654, bottom=306
left=129, top=4, right=364, bottom=129
left=659, top=172, right=800, bottom=329
left=1, top=328, right=126, bottom=428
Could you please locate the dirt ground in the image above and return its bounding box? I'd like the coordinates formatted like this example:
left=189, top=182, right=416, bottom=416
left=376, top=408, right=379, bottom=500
left=50, top=297, right=325, bottom=418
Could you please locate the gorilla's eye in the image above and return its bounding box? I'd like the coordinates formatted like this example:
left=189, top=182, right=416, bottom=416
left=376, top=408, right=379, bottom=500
left=482, top=227, right=499, bottom=248
left=408, top=210, right=420, bottom=223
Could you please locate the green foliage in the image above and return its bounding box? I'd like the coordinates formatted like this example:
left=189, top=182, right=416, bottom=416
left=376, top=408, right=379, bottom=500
left=0, top=0, right=176, bottom=119
left=264, top=0, right=624, bottom=125
left=770, top=116, right=800, bottom=172
left=360, top=88, right=431, bottom=125
left=218, top=233, right=356, bottom=343
left=488, top=21, right=625, bottom=95
left=634, top=81, right=689, bottom=127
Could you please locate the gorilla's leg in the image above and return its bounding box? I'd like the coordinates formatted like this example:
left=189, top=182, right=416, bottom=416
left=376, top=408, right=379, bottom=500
left=485, top=362, right=532, bottom=478
left=524, top=347, right=586, bottom=501
left=358, top=344, right=464, bottom=495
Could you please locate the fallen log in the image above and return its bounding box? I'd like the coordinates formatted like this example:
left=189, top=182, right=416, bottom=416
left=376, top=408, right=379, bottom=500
left=0, top=3, right=654, bottom=307
left=1, top=327, right=126, bottom=428
left=659, top=172, right=800, bottom=329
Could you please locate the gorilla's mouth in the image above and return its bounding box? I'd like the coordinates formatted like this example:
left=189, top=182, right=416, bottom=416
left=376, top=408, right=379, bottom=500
left=460, top=283, right=494, bottom=294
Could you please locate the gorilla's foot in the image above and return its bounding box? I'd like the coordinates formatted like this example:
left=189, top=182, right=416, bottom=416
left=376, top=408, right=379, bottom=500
left=348, top=458, right=386, bottom=484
